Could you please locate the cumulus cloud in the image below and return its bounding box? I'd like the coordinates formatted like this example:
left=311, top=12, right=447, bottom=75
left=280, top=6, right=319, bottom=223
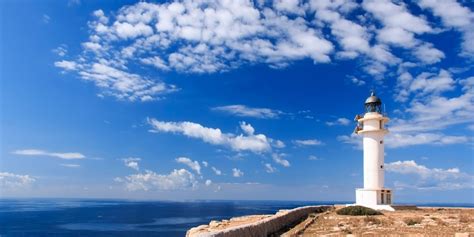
left=386, top=160, right=473, bottom=190
left=388, top=70, right=474, bottom=147
left=292, top=139, right=323, bottom=146
left=205, top=179, right=212, bottom=186
left=349, top=77, right=366, bottom=86
left=148, top=118, right=272, bottom=153
left=272, top=139, right=286, bottom=149
left=56, top=62, right=178, bottom=102
left=418, top=0, right=474, bottom=57
left=0, top=172, right=36, bottom=188
left=211, top=167, right=222, bottom=175
left=123, top=157, right=141, bottom=171
left=12, top=149, right=85, bottom=160
left=272, top=153, right=290, bottom=167
left=363, top=0, right=432, bottom=40
left=232, top=168, right=244, bottom=177
left=326, top=118, right=351, bottom=126
left=264, top=163, right=276, bottom=173
left=53, top=0, right=474, bottom=103
left=413, top=43, right=445, bottom=64
left=176, top=157, right=201, bottom=175
left=212, top=105, right=283, bottom=119
left=117, top=169, right=197, bottom=191
left=52, top=45, right=68, bottom=57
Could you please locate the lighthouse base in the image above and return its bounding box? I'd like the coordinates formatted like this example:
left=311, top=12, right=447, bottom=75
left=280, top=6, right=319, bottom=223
left=354, top=188, right=394, bottom=211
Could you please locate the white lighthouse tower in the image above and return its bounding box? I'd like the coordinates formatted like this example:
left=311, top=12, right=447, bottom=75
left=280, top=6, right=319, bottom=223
left=354, top=92, right=394, bottom=211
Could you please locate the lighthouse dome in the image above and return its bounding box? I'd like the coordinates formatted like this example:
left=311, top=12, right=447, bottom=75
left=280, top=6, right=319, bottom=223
left=364, top=91, right=382, bottom=113
left=365, top=91, right=382, bottom=104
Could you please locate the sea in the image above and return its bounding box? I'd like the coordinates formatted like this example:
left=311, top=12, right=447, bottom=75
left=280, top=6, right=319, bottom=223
left=0, top=199, right=472, bottom=236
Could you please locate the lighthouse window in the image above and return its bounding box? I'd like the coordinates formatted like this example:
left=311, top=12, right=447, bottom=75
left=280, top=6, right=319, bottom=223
left=380, top=140, right=383, bottom=144
left=380, top=165, right=383, bottom=169
left=381, top=193, right=385, bottom=204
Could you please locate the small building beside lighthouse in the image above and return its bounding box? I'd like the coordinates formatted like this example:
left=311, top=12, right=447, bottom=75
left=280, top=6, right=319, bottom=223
left=354, top=92, right=394, bottom=211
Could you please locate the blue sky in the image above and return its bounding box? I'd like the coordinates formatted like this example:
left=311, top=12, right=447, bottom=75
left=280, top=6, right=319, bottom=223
left=1, top=0, right=473, bottom=204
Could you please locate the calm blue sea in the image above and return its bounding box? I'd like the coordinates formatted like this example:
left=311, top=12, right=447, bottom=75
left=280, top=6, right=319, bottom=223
left=0, top=199, right=472, bottom=236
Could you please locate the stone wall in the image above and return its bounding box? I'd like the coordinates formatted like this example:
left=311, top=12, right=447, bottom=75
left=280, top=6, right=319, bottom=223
left=187, top=205, right=331, bottom=237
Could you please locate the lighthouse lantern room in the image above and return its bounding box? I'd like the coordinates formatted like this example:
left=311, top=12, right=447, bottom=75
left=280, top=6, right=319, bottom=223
left=354, top=92, right=394, bottom=211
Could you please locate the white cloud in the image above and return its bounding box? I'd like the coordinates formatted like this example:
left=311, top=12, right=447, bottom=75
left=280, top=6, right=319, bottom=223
left=350, top=77, right=366, bottom=86
left=292, top=139, right=323, bottom=146
left=56, top=62, right=178, bottom=102
left=379, top=69, right=473, bottom=148
left=272, top=139, right=286, bottom=149
left=0, top=172, right=36, bottom=189
left=205, top=179, right=212, bottom=186
left=308, top=155, right=320, bottom=161
left=386, top=133, right=469, bottom=148
left=232, top=168, right=244, bottom=177
left=212, top=105, right=283, bottom=119
left=239, top=121, right=255, bottom=135
left=413, top=43, right=445, bottom=64
left=392, top=72, right=473, bottom=134
left=211, top=167, right=222, bottom=175
left=57, top=1, right=336, bottom=100
left=363, top=0, right=432, bottom=35
left=12, top=149, right=85, bottom=160
left=52, top=45, right=68, bottom=57
left=201, top=161, right=208, bottom=167
left=55, top=0, right=473, bottom=103
left=123, top=157, right=141, bottom=171
left=55, top=60, right=77, bottom=71
left=176, top=157, right=201, bottom=175
left=386, top=160, right=473, bottom=190
left=60, top=164, right=81, bottom=168
left=148, top=118, right=272, bottom=153
left=118, top=169, right=197, bottom=191
left=337, top=133, right=362, bottom=149
left=114, top=22, right=153, bottom=39
left=408, top=70, right=455, bottom=96
left=265, top=163, right=276, bottom=173
left=326, top=117, right=351, bottom=126
left=273, top=0, right=304, bottom=15
left=418, top=0, right=474, bottom=57
left=272, top=153, right=290, bottom=167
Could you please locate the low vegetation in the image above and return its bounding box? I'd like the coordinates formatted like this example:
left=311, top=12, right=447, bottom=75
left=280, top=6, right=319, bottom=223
left=404, top=217, right=423, bottom=226
left=364, top=216, right=381, bottom=225
left=336, top=206, right=382, bottom=216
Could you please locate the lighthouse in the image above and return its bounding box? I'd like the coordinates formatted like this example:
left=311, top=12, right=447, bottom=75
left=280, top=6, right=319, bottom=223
left=354, top=92, right=394, bottom=211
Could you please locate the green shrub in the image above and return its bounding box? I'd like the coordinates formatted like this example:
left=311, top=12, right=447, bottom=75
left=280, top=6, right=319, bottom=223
left=336, top=206, right=382, bottom=216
